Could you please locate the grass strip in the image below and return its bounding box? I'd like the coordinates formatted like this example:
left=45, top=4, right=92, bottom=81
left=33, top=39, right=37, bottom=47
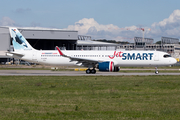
left=0, top=76, right=180, bottom=119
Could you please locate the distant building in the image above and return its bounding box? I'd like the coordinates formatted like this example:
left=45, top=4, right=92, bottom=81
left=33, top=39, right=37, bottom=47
left=0, top=27, right=78, bottom=63
left=77, top=35, right=119, bottom=50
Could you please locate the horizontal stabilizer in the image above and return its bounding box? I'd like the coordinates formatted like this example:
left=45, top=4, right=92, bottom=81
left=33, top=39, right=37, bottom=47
left=6, top=52, right=24, bottom=58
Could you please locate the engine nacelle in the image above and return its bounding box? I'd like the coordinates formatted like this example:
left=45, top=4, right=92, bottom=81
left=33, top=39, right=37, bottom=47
left=98, top=61, right=114, bottom=72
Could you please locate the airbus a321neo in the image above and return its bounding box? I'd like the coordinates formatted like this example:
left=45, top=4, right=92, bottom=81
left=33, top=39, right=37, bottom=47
left=7, top=27, right=177, bottom=74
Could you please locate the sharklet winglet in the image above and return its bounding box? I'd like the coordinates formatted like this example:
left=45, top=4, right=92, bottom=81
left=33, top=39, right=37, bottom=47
left=56, top=46, right=64, bottom=56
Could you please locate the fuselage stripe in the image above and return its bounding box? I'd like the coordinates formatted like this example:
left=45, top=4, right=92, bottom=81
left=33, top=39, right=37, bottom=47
left=110, top=61, right=113, bottom=72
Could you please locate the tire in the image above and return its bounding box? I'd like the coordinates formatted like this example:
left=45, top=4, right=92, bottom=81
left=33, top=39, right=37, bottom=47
left=91, top=69, right=96, bottom=74
left=86, top=69, right=91, bottom=74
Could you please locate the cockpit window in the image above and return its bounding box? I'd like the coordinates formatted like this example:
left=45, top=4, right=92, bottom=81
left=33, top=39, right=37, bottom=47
left=163, top=54, right=171, bottom=58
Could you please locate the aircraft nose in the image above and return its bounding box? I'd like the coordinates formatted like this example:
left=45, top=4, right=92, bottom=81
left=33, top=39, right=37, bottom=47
left=171, top=58, right=177, bottom=64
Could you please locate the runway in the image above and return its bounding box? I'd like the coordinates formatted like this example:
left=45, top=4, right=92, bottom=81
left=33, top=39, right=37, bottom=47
left=0, top=70, right=180, bottom=76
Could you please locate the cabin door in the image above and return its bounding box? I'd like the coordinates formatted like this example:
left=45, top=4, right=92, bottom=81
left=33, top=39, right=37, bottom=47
left=154, top=53, right=159, bottom=61
left=32, top=52, right=37, bottom=61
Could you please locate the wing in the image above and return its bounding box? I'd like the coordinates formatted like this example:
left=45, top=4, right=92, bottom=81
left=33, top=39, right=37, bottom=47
left=56, top=46, right=103, bottom=67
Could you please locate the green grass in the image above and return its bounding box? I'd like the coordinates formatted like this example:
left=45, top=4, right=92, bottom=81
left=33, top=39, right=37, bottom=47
left=0, top=65, right=74, bottom=71
left=0, top=76, right=180, bottom=119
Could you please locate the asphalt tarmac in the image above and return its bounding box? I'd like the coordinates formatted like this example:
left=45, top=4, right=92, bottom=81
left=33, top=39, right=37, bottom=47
left=0, top=70, right=180, bottom=76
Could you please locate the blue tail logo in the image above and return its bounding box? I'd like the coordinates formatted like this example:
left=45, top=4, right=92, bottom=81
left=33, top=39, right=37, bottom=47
left=12, top=29, right=28, bottom=48
left=9, top=28, right=33, bottom=51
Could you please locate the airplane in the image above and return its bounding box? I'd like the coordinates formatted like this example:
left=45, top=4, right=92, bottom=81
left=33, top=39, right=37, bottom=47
left=6, top=27, right=177, bottom=74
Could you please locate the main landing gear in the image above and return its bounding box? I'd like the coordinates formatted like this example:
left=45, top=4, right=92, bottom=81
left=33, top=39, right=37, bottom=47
left=155, top=67, right=159, bottom=74
left=86, top=68, right=96, bottom=74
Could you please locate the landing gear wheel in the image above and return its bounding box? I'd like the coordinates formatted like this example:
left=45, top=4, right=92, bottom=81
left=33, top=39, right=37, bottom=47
left=155, top=67, right=159, bottom=74
left=86, top=69, right=91, bottom=74
left=91, top=69, right=96, bottom=74
left=155, top=71, right=159, bottom=74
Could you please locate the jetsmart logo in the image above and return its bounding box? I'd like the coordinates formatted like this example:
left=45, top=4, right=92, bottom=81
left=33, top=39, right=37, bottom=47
left=109, top=51, right=123, bottom=59
left=109, top=51, right=153, bottom=60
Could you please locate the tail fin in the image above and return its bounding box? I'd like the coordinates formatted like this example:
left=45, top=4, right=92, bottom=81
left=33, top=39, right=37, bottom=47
left=9, top=27, right=34, bottom=51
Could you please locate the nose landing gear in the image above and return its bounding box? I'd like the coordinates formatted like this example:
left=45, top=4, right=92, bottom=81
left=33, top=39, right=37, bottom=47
left=155, top=67, right=159, bottom=74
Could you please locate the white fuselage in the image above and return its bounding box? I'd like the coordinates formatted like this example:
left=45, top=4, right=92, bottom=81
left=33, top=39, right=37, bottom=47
left=17, top=50, right=177, bottom=67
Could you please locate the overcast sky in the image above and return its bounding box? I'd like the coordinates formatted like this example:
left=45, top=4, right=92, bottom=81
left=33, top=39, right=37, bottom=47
left=0, top=0, right=180, bottom=42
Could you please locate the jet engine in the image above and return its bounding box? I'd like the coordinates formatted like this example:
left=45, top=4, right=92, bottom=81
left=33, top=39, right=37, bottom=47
left=98, top=61, right=114, bottom=72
